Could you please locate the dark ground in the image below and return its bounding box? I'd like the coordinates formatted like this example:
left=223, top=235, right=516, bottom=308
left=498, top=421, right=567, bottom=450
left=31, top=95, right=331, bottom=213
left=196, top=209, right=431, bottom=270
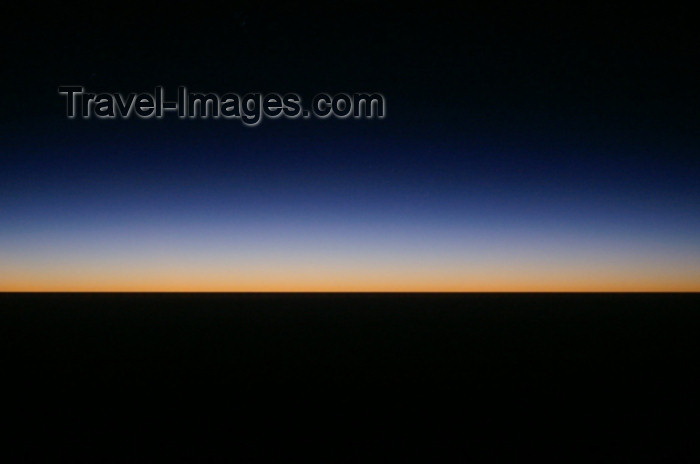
left=1, top=293, right=698, bottom=462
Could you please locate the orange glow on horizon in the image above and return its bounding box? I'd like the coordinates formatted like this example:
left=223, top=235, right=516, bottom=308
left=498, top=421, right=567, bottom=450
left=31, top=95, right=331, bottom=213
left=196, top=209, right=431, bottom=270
left=2, top=268, right=699, bottom=292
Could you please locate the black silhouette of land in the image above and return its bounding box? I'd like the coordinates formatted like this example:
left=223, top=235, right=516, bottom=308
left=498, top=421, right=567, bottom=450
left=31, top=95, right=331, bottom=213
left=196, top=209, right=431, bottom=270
left=2, top=293, right=698, bottom=462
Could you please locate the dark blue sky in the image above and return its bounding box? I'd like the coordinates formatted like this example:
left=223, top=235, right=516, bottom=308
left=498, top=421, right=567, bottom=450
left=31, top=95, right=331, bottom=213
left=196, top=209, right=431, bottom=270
left=2, top=5, right=698, bottom=290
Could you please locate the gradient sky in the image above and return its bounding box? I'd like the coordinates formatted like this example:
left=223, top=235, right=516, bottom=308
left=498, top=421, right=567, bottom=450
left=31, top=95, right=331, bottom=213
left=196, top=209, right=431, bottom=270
left=2, top=5, right=699, bottom=291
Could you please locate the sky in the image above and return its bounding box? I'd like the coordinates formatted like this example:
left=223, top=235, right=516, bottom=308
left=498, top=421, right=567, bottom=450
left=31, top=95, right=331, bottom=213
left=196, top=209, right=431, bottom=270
left=2, top=5, right=699, bottom=291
